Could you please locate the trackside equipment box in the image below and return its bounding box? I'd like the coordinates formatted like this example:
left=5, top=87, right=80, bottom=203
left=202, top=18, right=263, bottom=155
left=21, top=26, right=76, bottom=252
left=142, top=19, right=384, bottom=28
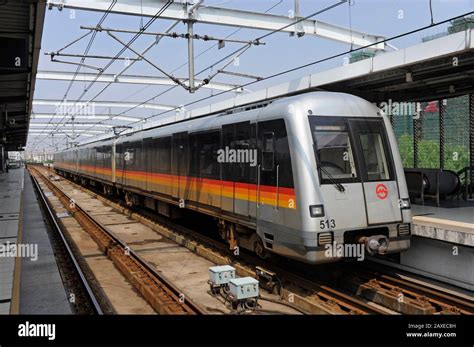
left=208, top=265, right=236, bottom=285
left=229, top=277, right=259, bottom=300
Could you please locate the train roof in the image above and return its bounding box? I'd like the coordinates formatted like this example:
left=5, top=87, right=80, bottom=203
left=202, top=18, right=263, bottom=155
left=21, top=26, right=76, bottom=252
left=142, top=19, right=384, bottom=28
left=58, top=91, right=382, bottom=152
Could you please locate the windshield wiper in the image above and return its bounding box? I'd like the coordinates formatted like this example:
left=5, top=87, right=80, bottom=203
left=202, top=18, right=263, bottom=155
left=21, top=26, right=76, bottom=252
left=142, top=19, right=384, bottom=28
left=319, top=166, right=346, bottom=192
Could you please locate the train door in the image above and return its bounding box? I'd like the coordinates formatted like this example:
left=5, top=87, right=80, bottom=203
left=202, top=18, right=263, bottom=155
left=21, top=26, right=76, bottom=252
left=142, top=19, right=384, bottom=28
left=144, top=137, right=153, bottom=192
left=249, top=123, right=258, bottom=220
left=349, top=119, right=402, bottom=225
left=116, top=142, right=123, bottom=185
left=111, top=140, right=117, bottom=184
left=171, top=132, right=189, bottom=201
left=122, top=141, right=131, bottom=187
left=74, top=148, right=78, bottom=173
left=221, top=124, right=235, bottom=213
left=256, top=120, right=282, bottom=224
left=221, top=122, right=251, bottom=216
left=234, top=121, right=251, bottom=216
left=310, top=116, right=367, bottom=231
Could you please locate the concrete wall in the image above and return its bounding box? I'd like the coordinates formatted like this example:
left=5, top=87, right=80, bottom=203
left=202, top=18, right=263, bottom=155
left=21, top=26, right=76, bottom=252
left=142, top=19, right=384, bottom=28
left=401, top=236, right=474, bottom=291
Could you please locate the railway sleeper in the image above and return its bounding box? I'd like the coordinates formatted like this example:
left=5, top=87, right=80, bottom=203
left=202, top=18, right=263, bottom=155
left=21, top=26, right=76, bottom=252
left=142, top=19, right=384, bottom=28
left=356, top=279, right=436, bottom=314
left=279, top=288, right=348, bottom=315
left=43, top=167, right=386, bottom=316
left=34, top=168, right=198, bottom=315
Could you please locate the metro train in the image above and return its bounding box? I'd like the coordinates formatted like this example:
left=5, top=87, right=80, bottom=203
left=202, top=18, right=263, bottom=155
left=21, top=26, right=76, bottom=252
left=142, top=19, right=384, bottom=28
left=53, top=92, right=412, bottom=264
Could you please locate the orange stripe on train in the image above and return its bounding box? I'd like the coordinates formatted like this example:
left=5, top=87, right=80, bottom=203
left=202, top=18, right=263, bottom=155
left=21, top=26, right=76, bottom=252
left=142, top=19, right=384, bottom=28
left=55, top=163, right=297, bottom=209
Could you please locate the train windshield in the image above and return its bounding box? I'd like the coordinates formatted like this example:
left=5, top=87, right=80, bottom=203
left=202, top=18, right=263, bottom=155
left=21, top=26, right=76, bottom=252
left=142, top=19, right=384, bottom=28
left=310, top=121, right=358, bottom=181
left=358, top=132, right=390, bottom=181
left=309, top=116, right=394, bottom=184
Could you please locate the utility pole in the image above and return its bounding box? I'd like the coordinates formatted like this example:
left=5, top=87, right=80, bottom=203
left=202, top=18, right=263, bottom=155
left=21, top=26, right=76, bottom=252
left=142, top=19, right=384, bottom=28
left=71, top=115, right=75, bottom=140
left=294, top=0, right=304, bottom=37
left=187, top=20, right=195, bottom=93
left=186, top=0, right=203, bottom=93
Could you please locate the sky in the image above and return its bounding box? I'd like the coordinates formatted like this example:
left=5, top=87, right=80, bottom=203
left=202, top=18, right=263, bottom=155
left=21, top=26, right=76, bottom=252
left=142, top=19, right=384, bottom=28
left=27, top=0, right=474, bottom=152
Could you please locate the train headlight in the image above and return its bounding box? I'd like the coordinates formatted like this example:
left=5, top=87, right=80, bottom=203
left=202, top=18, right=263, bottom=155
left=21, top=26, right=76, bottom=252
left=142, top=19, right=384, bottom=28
left=399, top=198, right=411, bottom=210
left=309, top=205, right=325, bottom=218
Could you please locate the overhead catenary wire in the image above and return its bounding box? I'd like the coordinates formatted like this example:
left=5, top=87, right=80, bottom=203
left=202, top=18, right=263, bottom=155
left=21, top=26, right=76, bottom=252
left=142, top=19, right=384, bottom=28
left=31, top=0, right=174, bottom=148
left=46, top=0, right=346, bottom=148
left=115, top=11, right=474, bottom=130
left=32, top=0, right=285, bottom=147
left=113, top=10, right=474, bottom=135
left=255, top=0, right=348, bottom=41
left=30, top=0, right=118, bottom=144
left=48, top=8, right=472, bottom=149
left=36, top=8, right=473, bottom=150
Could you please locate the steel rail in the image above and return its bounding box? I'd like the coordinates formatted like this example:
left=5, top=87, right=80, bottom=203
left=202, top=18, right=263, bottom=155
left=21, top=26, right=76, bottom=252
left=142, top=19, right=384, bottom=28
left=37, top=165, right=474, bottom=315
left=341, top=262, right=474, bottom=315
left=369, top=270, right=474, bottom=314
left=29, top=167, right=104, bottom=314
left=29, top=166, right=205, bottom=315
left=50, top=168, right=385, bottom=315
left=379, top=275, right=473, bottom=314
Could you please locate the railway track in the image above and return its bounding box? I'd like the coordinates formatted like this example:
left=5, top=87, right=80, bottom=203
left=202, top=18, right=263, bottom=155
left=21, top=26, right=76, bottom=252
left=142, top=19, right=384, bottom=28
left=96, top=194, right=474, bottom=316
left=29, top=170, right=103, bottom=315
left=29, top=166, right=205, bottom=315
left=30, top=165, right=381, bottom=315
left=343, top=263, right=474, bottom=315
left=29, top=165, right=473, bottom=315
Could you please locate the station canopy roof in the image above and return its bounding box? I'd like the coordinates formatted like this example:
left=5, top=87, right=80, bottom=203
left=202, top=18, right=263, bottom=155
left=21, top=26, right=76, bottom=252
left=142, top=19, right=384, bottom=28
left=0, top=0, right=45, bottom=151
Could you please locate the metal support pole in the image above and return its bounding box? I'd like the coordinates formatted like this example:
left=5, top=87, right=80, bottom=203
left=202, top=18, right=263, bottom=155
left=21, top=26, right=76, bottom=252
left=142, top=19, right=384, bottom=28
left=468, top=93, right=474, bottom=199
left=187, top=20, right=195, bottom=93
left=439, top=99, right=445, bottom=169
left=293, top=0, right=303, bottom=37
left=413, top=112, right=423, bottom=168
left=470, top=94, right=474, bottom=169
left=71, top=115, right=75, bottom=140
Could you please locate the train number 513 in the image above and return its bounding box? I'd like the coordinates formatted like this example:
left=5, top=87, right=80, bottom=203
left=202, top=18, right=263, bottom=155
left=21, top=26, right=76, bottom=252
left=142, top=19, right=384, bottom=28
left=319, top=219, right=336, bottom=229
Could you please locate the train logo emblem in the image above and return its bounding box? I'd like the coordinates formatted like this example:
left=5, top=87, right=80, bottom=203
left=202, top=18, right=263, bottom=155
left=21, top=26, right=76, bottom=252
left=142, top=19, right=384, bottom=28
left=376, top=184, right=388, bottom=200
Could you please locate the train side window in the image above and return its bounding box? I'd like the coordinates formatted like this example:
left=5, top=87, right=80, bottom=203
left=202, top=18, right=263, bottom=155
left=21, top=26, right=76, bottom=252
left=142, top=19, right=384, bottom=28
left=135, top=141, right=142, bottom=171
left=124, top=148, right=134, bottom=164
left=172, top=133, right=188, bottom=176
left=150, top=138, right=159, bottom=174
left=190, top=130, right=220, bottom=179
left=234, top=122, right=251, bottom=183
left=221, top=121, right=251, bottom=183
left=221, top=124, right=235, bottom=182
left=105, top=146, right=111, bottom=162
left=261, top=131, right=275, bottom=171
left=158, top=137, right=172, bottom=173
left=116, top=143, right=123, bottom=170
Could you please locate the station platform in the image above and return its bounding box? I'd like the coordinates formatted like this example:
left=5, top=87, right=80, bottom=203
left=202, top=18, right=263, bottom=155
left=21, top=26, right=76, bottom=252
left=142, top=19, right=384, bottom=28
left=375, top=203, right=474, bottom=291
left=411, top=204, right=473, bottom=245
left=0, top=168, right=71, bottom=314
